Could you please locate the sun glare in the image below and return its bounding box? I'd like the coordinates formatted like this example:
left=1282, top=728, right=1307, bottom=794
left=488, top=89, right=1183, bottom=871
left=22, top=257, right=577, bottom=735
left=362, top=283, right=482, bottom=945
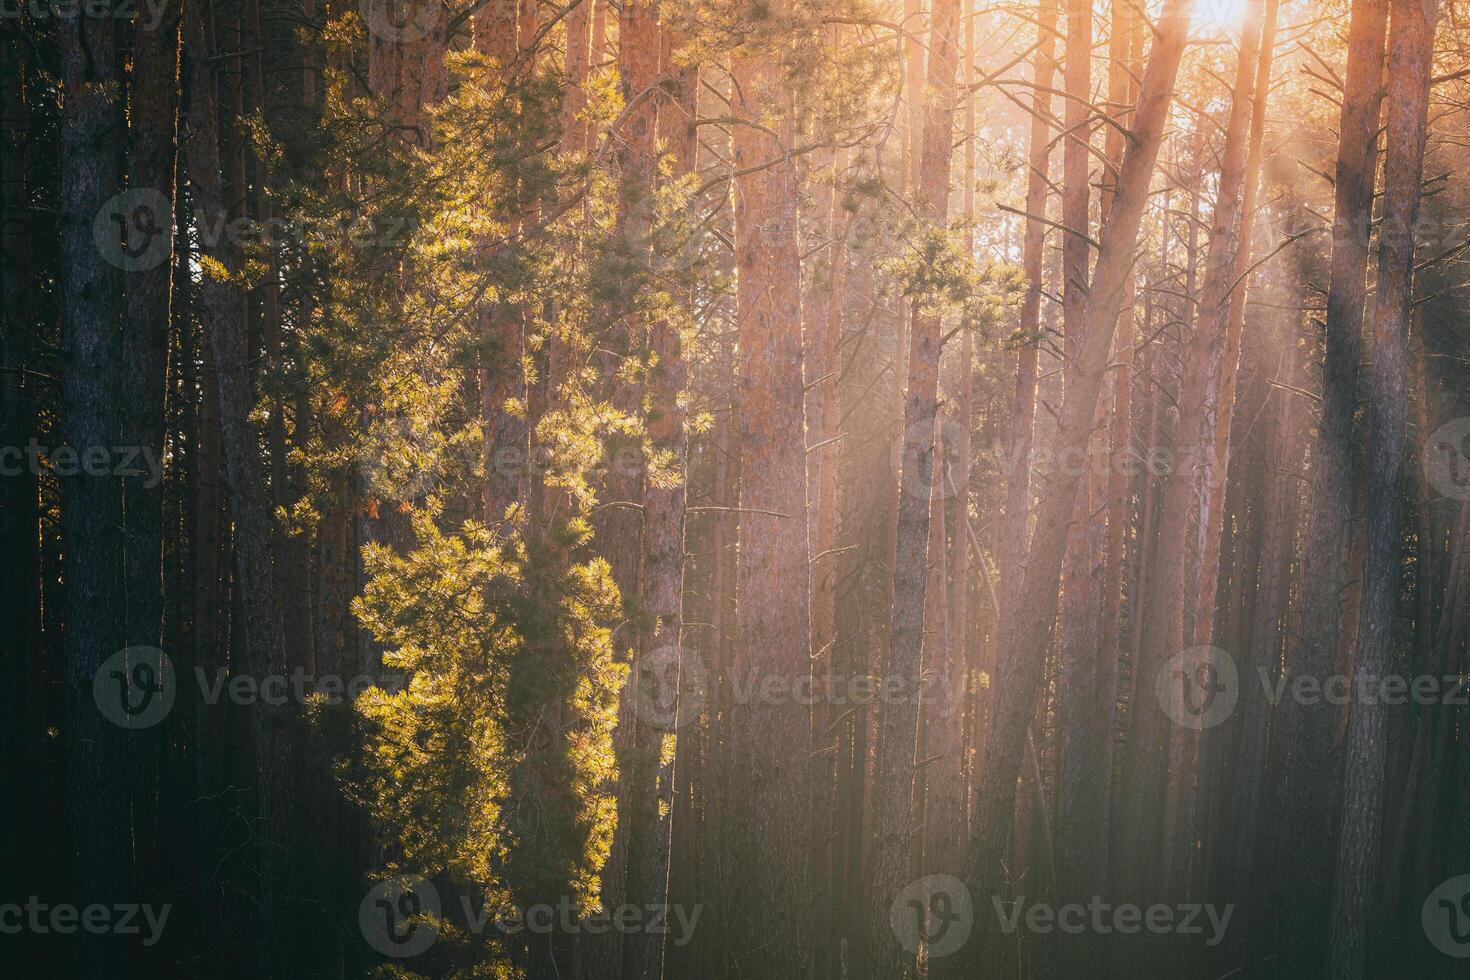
left=1192, top=0, right=1250, bottom=36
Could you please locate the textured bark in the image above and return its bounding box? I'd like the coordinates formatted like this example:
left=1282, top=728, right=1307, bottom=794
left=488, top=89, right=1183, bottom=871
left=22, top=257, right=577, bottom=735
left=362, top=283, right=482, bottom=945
left=58, top=8, right=130, bottom=977
left=183, top=3, right=294, bottom=971
left=622, top=42, right=698, bottom=980
left=122, top=0, right=181, bottom=885
left=1328, top=1, right=1438, bottom=975
left=728, top=17, right=813, bottom=973
left=1000, top=0, right=1056, bottom=615
left=1135, top=0, right=1262, bottom=906
left=868, top=0, right=963, bottom=972
left=0, top=34, right=36, bottom=927
left=808, top=133, right=850, bottom=980
left=1277, top=0, right=1388, bottom=969
left=1195, top=0, right=1281, bottom=649
left=596, top=5, right=661, bottom=973
left=932, top=0, right=977, bottom=885
left=958, top=1, right=1195, bottom=971
left=1054, top=0, right=1109, bottom=956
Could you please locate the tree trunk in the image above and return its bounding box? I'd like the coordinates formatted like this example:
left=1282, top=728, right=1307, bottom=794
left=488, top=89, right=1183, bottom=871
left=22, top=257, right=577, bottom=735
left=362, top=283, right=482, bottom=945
left=58, top=8, right=130, bottom=977
left=622, top=41, right=699, bottom=980
left=0, top=35, right=37, bottom=937
left=999, top=0, right=1056, bottom=612
left=1278, top=0, right=1388, bottom=969
left=958, top=1, right=1195, bottom=970
left=868, top=0, right=964, bottom=972
left=1329, top=1, right=1439, bottom=975
left=182, top=3, right=295, bottom=971
left=727, top=12, right=814, bottom=973
left=1194, top=0, right=1281, bottom=649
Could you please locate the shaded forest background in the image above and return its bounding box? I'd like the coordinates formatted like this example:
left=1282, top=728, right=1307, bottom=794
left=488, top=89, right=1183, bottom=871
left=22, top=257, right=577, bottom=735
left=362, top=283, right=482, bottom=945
left=3, top=0, right=1470, bottom=975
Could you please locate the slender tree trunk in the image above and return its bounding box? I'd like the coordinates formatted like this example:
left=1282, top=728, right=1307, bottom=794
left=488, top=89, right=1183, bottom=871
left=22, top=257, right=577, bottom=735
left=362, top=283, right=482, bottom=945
left=59, top=7, right=130, bottom=976
left=868, top=0, right=964, bottom=972
left=958, top=2, right=1195, bottom=971
left=182, top=3, right=294, bottom=971
left=597, top=6, right=661, bottom=973
left=1329, top=2, right=1439, bottom=975
left=1278, top=0, right=1388, bottom=969
left=1194, top=0, right=1281, bottom=648
left=1137, top=0, right=1263, bottom=907
left=121, top=0, right=181, bottom=886
left=1000, top=0, right=1056, bottom=611
left=622, top=41, right=699, bottom=980
left=727, top=11, right=814, bottom=972
left=0, top=35, right=37, bottom=939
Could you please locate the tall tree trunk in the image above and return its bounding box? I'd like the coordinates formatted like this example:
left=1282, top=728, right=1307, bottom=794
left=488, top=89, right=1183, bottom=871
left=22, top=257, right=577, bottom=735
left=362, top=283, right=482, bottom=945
left=727, top=10, right=814, bottom=973
left=1194, top=0, right=1281, bottom=649
left=182, top=3, right=294, bottom=972
left=868, top=0, right=963, bottom=972
left=1137, top=0, right=1263, bottom=906
left=122, top=0, right=182, bottom=886
left=597, top=5, right=661, bottom=973
left=0, top=33, right=37, bottom=937
left=999, top=0, right=1056, bottom=611
left=1054, top=0, right=1109, bottom=960
left=622, top=40, right=699, bottom=980
left=1329, top=1, right=1439, bottom=975
left=1278, top=0, right=1388, bottom=969
left=58, top=7, right=129, bottom=977
left=958, top=1, right=1195, bottom=971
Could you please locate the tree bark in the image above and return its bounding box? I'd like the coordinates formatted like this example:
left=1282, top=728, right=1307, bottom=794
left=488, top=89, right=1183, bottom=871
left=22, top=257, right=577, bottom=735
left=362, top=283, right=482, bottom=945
left=183, top=2, right=295, bottom=971
left=999, top=0, right=1057, bottom=612
left=58, top=7, right=130, bottom=976
left=727, top=12, right=814, bottom=973
left=1277, top=0, right=1388, bottom=969
left=868, top=0, right=964, bottom=972
left=1329, top=1, right=1439, bottom=975
left=958, top=1, right=1195, bottom=970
